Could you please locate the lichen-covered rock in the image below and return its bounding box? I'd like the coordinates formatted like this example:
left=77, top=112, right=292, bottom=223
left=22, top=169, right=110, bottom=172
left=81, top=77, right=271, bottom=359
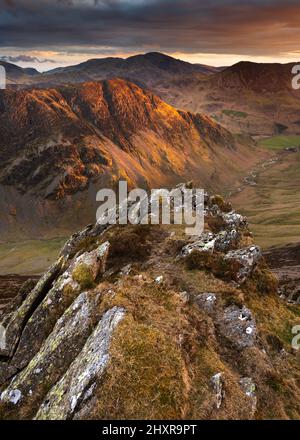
left=72, top=241, right=110, bottom=279
left=35, top=306, right=125, bottom=420
left=0, top=363, right=17, bottom=385
left=218, top=305, right=257, bottom=350
left=181, top=232, right=216, bottom=256
left=224, top=246, right=262, bottom=283
left=222, top=211, right=247, bottom=230
left=9, top=243, right=110, bottom=371
left=195, top=293, right=217, bottom=315
left=0, top=257, right=65, bottom=362
left=210, top=373, right=225, bottom=409
left=214, top=229, right=239, bottom=252
left=181, top=229, right=239, bottom=259
left=0, top=292, right=100, bottom=419
left=239, top=377, right=257, bottom=416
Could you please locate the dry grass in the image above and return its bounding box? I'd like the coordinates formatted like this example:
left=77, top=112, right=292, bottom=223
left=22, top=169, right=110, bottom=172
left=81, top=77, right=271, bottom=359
left=91, top=315, right=185, bottom=419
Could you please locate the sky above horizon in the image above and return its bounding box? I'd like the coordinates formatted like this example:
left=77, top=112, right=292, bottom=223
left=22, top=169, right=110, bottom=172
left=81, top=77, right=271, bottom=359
left=1, top=0, right=300, bottom=71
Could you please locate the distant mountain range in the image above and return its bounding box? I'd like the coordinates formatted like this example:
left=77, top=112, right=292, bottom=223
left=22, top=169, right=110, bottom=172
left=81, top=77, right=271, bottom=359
left=1, top=52, right=299, bottom=136
left=1, top=52, right=221, bottom=85
left=0, top=78, right=264, bottom=239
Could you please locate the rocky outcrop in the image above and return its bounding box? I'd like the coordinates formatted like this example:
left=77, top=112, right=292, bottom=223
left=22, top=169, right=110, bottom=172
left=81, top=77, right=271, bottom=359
left=210, top=373, right=225, bottom=409
left=35, top=306, right=125, bottom=420
left=224, top=246, right=262, bottom=284
left=0, top=187, right=299, bottom=420
left=218, top=305, right=257, bottom=350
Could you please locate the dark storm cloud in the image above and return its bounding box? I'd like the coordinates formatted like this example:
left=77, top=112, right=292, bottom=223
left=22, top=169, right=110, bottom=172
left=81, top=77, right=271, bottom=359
left=0, top=0, right=300, bottom=56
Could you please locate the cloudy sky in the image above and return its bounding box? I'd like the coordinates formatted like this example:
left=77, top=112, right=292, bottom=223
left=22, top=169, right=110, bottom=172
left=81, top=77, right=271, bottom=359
left=1, top=0, right=300, bottom=71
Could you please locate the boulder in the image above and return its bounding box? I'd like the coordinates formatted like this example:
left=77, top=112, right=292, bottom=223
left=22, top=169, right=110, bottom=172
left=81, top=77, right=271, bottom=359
left=224, top=246, right=262, bottom=283
left=239, top=377, right=257, bottom=417
left=218, top=305, right=257, bottom=350
left=210, top=372, right=224, bottom=409
left=195, top=293, right=217, bottom=315
left=0, top=291, right=100, bottom=419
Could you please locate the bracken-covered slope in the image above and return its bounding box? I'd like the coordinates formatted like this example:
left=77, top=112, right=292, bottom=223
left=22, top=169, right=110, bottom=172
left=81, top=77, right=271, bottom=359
left=0, top=78, right=262, bottom=239
left=0, top=188, right=299, bottom=420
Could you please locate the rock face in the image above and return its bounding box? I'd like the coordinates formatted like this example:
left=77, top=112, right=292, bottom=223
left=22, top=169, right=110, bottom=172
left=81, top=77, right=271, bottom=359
left=224, top=246, right=262, bottom=284
left=35, top=306, right=125, bottom=420
left=0, top=188, right=299, bottom=420
left=218, top=305, right=257, bottom=350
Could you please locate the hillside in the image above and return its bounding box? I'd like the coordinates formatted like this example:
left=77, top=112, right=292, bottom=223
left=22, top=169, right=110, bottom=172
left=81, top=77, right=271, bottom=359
left=0, top=78, right=264, bottom=240
left=0, top=187, right=299, bottom=420
left=152, top=61, right=300, bottom=136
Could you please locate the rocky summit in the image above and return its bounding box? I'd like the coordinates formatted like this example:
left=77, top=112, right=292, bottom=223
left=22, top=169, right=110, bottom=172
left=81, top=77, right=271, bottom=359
left=0, top=186, right=299, bottom=420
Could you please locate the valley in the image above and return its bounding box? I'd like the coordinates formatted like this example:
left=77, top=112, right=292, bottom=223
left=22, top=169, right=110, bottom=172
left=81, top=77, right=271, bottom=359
left=230, top=137, right=300, bottom=249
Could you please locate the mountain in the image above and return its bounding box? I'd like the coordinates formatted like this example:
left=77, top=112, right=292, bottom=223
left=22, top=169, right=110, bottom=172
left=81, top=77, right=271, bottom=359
left=176, top=61, right=300, bottom=136
left=145, top=61, right=300, bottom=136
left=0, top=78, right=264, bottom=240
left=5, top=52, right=220, bottom=89
left=0, top=61, right=39, bottom=84
left=53, top=52, right=220, bottom=76
left=5, top=53, right=299, bottom=136
left=0, top=188, right=299, bottom=419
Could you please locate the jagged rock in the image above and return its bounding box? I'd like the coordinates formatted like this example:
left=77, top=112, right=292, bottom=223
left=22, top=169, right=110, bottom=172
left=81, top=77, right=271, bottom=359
left=224, top=246, right=262, bottom=283
left=0, top=278, right=37, bottom=320
left=214, top=229, right=239, bottom=252
left=218, top=305, right=257, bottom=350
left=239, top=377, right=257, bottom=416
left=0, top=257, right=65, bottom=361
left=181, top=232, right=215, bottom=256
left=210, top=373, right=225, bottom=409
left=222, top=212, right=247, bottom=230
left=0, top=188, right=297, bottom=420
left=7, top=243, right=110, bottom=371
left=0, top=291, right=101, bottom=419
left=195, top=293, right=217, bottom=314
left=60, top=224, right=94, bottom=258
left=35, top=306, right=125, bottom=420
left=180, top=229, right=239, bottom=258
